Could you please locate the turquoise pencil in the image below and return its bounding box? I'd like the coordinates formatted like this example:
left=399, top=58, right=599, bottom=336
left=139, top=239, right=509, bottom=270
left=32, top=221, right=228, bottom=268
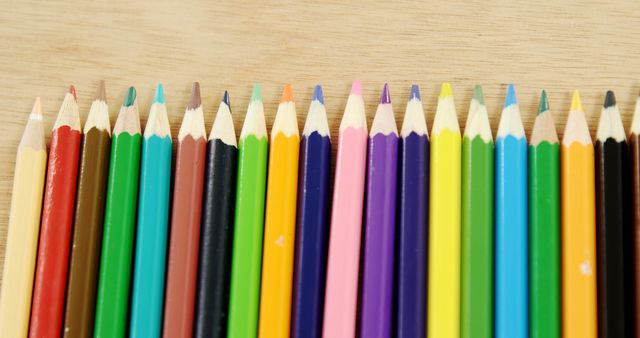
left=129, top=84, right=173, bottom=338
left=495, top=84, right=528, bottom=338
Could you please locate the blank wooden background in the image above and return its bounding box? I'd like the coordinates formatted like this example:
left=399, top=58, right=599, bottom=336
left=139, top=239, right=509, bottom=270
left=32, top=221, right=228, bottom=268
left=1, top=0, right=640, bottom=282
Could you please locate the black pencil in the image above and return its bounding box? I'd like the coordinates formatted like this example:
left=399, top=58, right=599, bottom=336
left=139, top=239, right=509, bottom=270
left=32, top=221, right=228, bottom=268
left=595, top=90, right=632, bottom=337
left=194, top=91, right=238, bottom=338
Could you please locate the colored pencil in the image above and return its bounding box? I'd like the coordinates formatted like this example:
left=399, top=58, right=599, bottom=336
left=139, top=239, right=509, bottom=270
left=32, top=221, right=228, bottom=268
left=561, top=90, right=597, bottom=338
left=94, top=86, right=142, bottom=338
left=595, top=90, right=631, bottom=337
left=395, top=85, right=429, bottom=338
left=258, top=84, right=300, bottom=337
left=460, top=85, right=493, bottom=338
left=291, top=85, right=331, bottom=338
left=227, top=84, right=269, bottom=338
left=360, top=83, right=398, bottom=338
left=163, top=82, right=208, bottom=338
left=495, top=84, right=528, bottom=338
left=630, top=92, right=640, bottom=338
left=63, top=81, right=111, bottom=338
left=428, top=82, right=461, bottom=338
left=529, top=90, right=560, bottom=338
left=0, top=97, right=47, bottom=337
left=194, top=91, right=238, bottom=338
left=129, top=84, right=172, bottom=338
left=29, top=86, right=82, bottom=338
left=323, top=80, right=368, bottom=338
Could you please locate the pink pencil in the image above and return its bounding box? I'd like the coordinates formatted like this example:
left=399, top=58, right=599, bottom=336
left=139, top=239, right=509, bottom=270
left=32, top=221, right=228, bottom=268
left=323, top=80, right=368, bottom=338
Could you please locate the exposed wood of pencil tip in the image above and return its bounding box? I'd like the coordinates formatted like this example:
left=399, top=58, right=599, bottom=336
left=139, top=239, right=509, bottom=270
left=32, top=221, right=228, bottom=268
left=113, top=86, right=141, bottom=136
left=19, top=97, right=46, bottom=151
left=53, top=85, right=82, bottom=132
left=84, top=80, right=111, bottom=135
left=179, top=82, right=207, bottom=141
left=530, top=90, right=558, bottom=146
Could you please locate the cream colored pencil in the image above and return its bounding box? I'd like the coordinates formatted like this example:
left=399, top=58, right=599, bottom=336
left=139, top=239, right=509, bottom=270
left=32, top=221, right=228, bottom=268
left=0, top=98, right=48, bottom=337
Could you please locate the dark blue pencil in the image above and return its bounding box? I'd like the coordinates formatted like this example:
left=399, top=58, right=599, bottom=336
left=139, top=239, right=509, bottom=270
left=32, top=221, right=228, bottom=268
left=291, top=85, right=332, bottom=338
left=395, top=85, right=429, bottom=338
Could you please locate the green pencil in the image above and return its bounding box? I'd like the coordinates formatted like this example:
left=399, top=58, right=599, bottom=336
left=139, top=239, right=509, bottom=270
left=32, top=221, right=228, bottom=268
left=529, top=90, right=560, bottom=338
left=94, top=87, right=142, bottom=338
left=227, top=84, right=269, bottom=338
left=461, top=85, right=494, bottom=338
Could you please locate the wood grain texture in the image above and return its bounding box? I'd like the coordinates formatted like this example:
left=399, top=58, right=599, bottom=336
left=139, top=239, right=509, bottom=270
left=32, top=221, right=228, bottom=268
left=1, top=0, right=640, bottom=283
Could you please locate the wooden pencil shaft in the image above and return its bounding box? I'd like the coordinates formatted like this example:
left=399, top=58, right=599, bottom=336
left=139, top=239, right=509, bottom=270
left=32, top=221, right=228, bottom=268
left=291, top=132, right=331, bottom=338
left=63, top=128, right=111, bottom=338
left=460, top=135, right=493, bottom=338
left=29, top=124, right=81, bottom=338
left=93, top=131, right=141, bottom=338
left=129, top=133, right=172, bottom=338
left=194, top=139, right=237, bottom=338
left=163, top=135, right=207, bottom=338
left=528, top=140, right=560, bottom=338
left=631, top=133, right=640, bottom=337
left=596, top=139, right=632, bottom=338
left=0, top=146, right=47, bottom=337
left=227, top=134, right=268, bottom=338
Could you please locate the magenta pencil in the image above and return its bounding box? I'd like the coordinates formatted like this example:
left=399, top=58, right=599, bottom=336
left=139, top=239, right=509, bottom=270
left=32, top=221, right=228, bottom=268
left=360, top=83, right=399, bottom=338
left=323, top=81, right=368, bottom=338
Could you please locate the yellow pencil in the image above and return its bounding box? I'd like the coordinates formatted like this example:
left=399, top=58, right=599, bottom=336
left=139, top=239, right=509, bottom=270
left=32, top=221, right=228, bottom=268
left=561, top=90, right=597, bottom=338
left=258, top=84, right=300, bottom=337
left=0, top=98, right=48, bottom=337
left=428, top=83, right=461, bottom=338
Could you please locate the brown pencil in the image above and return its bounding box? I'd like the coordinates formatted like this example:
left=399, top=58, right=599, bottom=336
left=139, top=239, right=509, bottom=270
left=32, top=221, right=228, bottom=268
left=629, top=92, right=640, bottom=337
left=63, top=81, right=111, bottom=338
left=163, top=82, right=208, bottom=338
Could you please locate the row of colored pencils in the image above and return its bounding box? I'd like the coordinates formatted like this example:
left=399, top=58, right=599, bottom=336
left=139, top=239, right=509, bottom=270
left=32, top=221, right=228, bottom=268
left=1, top=81, right=639, bottom=338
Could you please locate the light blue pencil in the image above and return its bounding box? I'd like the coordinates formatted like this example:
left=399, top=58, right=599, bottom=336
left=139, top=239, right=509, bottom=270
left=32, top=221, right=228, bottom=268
left=129, top=84, right=173, bottom=338
left=495, top=84, right=528, bottom=338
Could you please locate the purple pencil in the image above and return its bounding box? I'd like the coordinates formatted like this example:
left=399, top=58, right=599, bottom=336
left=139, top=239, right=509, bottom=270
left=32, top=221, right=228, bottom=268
left=360, top=83, right=399, bottom=338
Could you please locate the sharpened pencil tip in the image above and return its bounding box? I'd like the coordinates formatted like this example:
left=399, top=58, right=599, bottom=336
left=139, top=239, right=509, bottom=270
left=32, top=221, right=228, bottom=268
left=379, top=83, right=391, bottom=104
left=69, top=85, right=77, bottom=101
left=223, top=90, right=231, bottom=109
left=188, top=82, right=201, bottom=109
left=410, top=84, right=421, bottom=100
left=350, top=80, right=363, bottom=96
left=538, top=90, right=549, bottom=115
left=571, top=90, right=583, bottom=112
left=312, top=85, right=324, bottom=104
left=251, top=84, right=262, bottom=102
left=473, top=85, right=484, bottom=105
left=281, top=84, right=294, bottom=102
left=154, top=83, right=165, bottom=104
left=95, top=80, right=106, bottom=102
left=604, top=90, right=616, bottom=108
left=123, top=86, right=136, bottom=107
left=504, top=83, right=517, bottom=107
left=31, top=97, right=42, bottom=117
left=439, top=82, right=453, bottom=99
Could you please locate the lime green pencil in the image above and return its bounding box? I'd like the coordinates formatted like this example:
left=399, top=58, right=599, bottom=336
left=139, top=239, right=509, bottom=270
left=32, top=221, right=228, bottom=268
left=461, top=85, right=494, bottom=338
left=94, top=87, right=142, bottom=338
left=227, top=84, right=269, bottom=338
left=529, top=90, right=560, bottom=338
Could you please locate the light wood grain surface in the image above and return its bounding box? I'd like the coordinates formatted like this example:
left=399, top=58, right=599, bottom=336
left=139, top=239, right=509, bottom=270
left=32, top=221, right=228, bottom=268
left=1, top=0, right=640, bottom=282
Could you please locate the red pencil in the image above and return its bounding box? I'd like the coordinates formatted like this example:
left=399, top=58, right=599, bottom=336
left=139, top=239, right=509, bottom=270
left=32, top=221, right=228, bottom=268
left=163, top=82, right=208, bottom=338
left=29, top=86, right=82, bottom=338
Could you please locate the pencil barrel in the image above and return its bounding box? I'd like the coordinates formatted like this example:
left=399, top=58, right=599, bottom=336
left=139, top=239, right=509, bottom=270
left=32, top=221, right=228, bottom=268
left=460, top=136, right=493, bottom=338
left=291, top=132, right=331, bottom=338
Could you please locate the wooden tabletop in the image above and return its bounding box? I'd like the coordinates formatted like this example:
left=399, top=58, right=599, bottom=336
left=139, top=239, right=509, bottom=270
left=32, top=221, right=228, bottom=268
left=1, top=0, right=640, bottom=279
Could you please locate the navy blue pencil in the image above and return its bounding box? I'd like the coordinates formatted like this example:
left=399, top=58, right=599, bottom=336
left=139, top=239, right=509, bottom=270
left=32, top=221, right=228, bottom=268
left=395, top=85, right=429, bottom=338
left=291, top=85, right=332, bottom=338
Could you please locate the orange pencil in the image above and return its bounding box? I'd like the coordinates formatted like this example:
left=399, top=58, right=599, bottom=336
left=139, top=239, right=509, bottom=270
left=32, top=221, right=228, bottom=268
left=561, top=90, right=597, bottom=338
left=258, top=84, right=300, bottom=337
